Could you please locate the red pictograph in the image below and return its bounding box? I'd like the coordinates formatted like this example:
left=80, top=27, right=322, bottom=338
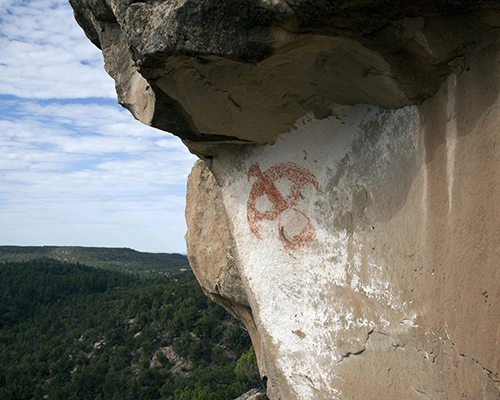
left=247, top=162, right=319, bottom=249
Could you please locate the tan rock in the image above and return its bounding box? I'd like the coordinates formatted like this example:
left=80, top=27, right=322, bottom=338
left=70, top=1, right=500, bottom=398
left=203, top=45, right=500, bottom=397
left=234, top=388, right=268, bottom=400
left=70, top=0, right=500, bottom=156
left=185, top=160, right=268, bottom=375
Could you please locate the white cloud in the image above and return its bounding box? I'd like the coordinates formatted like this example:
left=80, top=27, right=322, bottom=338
left=18, top=101, right=168, bottom=138
left=0, top=0, right=116, bottom=99
left=0, top=0, right=201, bottom=253
left=0, top=100, right=198, bottom=253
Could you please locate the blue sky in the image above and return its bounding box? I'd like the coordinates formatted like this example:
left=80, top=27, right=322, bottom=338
left=0, top=0, right=198, bottom=253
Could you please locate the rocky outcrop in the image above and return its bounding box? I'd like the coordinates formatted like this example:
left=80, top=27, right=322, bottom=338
left=71, top=1, right=500, bottom=398
left=71, top=0, right=500, bottom=156
left=234, top=388, right=269, bottom=400
left=185, top=159, right=265, bottom=370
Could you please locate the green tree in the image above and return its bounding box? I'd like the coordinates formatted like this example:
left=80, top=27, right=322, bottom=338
left=235, top=346, right=263, bottom=390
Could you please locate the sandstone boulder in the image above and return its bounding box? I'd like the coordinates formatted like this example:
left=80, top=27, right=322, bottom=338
left=70, top=0, right=500, bottom=398
left=234, top=388, right=269, bottom=400
left=71, top=0, right=500, bottom=157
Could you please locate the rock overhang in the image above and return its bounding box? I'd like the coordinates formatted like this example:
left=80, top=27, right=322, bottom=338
left=69, top=1, right=500, bottom=398
left=70, top=0, right=500, bottom=157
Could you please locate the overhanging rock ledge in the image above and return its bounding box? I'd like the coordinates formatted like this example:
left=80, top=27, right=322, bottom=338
left=71, top=0, right=500, bottom=398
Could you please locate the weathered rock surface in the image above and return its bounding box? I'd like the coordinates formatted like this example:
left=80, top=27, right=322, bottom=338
left=71, top=0, right=500, bottom=156
left=234, top=388, right=269, bottom=400
left=70, top=0, right=500, bottom=398
left=185, top=160, right=265, bottom=369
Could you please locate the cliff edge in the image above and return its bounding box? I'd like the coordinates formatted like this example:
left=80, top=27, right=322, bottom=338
left=70, top=0, right=500, bottom=398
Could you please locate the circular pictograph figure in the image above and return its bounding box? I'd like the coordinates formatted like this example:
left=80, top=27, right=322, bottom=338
left=247, top=162, right=319, bottom=249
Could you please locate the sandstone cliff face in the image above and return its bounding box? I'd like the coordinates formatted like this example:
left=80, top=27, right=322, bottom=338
left=71, top=1, right=500, bottom=398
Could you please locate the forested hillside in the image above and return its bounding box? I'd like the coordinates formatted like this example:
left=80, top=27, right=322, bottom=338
left=0, top=246, right=189, bottom=274
left=0, top=260, right=263, bottom=399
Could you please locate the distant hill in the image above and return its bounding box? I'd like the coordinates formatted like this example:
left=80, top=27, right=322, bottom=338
left=0, top=246, right=189, bottom=275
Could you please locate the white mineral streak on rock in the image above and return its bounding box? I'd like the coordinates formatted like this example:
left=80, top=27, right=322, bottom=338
left=446, top=74, right=458, bottom=213
left=215, top=104, right=419, bottom=398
